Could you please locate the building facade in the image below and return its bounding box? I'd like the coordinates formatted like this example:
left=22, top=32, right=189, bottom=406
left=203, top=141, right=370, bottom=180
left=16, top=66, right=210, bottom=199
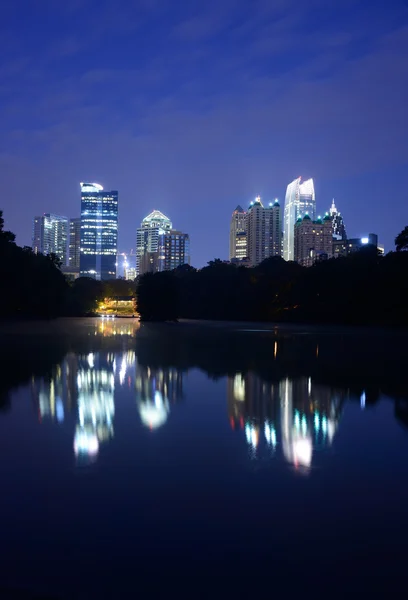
left=329, top=199, right=347, bottom=241
left=246, top=196, right=282, bottom=267
left=79, top=183, right=118, bottom=280
left=32, top=213, right=69, bottom=266
left=283, top=177, right=316, bottom=261
left=158, top=230, right=190, bottom=271
left=294, top=214, right=333, bottom=267
left=136, top=210, right=189, bottom=275
left=69, top=218, right=81, bottom=271
left=229, top=205, right=247, bottom=260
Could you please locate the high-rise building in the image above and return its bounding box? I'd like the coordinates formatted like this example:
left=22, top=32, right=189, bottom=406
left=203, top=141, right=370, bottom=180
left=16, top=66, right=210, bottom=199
left=294, top=213, right=333, bottom=267
left=229, top=205, right=247, bottom=260
left=266, top=199, right=282, bottom=258
left=329, top=200, right=347, bottom=241
left=283, top=177, right=316, bottom=261
left=32, top=213, right=69, bottom=266
left=136, top=210, right=189, bottom=276
left=158, top=230, right=190, bottom=271
left=246, top=196, right=282, bottom=267
left=69, top=218, right=81, bottom=271
left=136, top=210, right=172, bottom=276
left=79, top=183, right=118, bottom=280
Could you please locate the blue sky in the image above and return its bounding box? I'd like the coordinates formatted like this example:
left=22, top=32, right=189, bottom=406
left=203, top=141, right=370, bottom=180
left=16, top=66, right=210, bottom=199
left=1, top=0, right=407, bottom=264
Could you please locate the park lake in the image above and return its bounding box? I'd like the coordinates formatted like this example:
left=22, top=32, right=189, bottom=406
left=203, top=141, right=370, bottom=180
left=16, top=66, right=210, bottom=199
left=1, top=318, right=408, bottom=597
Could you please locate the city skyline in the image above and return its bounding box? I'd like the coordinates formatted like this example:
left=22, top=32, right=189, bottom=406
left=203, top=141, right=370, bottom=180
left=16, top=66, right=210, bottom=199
left=31, top=178, right=379, bottom=273
left=1, top=1, right=406, bottom=267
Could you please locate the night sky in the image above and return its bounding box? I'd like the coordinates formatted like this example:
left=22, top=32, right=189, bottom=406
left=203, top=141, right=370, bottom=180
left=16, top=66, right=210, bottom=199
left=1, top=0, right=407, bottom=266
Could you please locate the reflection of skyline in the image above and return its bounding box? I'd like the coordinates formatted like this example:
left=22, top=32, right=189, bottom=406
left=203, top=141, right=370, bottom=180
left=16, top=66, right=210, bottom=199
left=30, top=320, right=186, bottom=462
left=74, top=353, right=115, bottom=461
left=227, top=372, right=345, bottom=472
left=135, top=365, right=184, bottom=430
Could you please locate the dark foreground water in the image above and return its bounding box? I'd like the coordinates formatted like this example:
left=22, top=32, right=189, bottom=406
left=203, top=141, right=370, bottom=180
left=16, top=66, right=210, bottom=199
left=1, top=318, right=408, bottom=598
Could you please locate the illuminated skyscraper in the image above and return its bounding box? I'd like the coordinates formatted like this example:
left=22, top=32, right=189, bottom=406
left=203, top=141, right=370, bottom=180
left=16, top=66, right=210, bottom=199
left=158, top=230, right=190, bottom=272
left=246, top=196, right=282, bottom=266
left=79, top=183, right=118, bottom=280
left=69, top=217, right=81, bottom=270
left=136, top=210, right=189, bottom=275
left=229, top=205, right=247, bottom=260
left=283, top=177, right=316, bottom=261
left=32, top=213, right=69, bottom=266
left=136, top=210, right=172, bottom=276
left=329, top=199, right=347, bottom=241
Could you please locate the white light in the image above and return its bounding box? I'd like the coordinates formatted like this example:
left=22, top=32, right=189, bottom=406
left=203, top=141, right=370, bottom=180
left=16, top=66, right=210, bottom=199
left=87, top=353, right=94, bottom=368
left=292, top=437, right=312, bottom=468
left=74, top=431, right=99, bottom=455
left=360, top=391, right=366, bottom=409
left=361, top=237, right=369, bottom=244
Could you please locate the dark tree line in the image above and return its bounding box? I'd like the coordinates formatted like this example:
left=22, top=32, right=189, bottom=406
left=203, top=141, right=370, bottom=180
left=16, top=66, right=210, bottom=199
left=136, top=229, right=408, bottom=326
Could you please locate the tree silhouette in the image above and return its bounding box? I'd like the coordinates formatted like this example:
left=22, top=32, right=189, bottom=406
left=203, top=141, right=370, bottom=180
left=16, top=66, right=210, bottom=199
left=395, top=226, right=408, bottom=252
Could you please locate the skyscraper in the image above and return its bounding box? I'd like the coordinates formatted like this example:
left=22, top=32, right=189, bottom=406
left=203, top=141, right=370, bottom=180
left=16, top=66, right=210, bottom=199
left=283, top=177, right=316, bottom=261
left=229, top=205, right=247, bottom=260
left=136, top=210, right=172, bottom=276
left=294, top=213, right=333, bottom=267
left=137, top=211, right=190, bottom=275
left=79, top=183, right=118, bottom=280
left=158, top=230, right=190, bottom=271
left=32, top=213, right=69, bottom=266
left=69, top=218, right=81, bottom=271
left=266, top=199, right=282, bottom=258
left=329, top=199, right=347, bottom=241
left=246, top=196, right=282, bottom=267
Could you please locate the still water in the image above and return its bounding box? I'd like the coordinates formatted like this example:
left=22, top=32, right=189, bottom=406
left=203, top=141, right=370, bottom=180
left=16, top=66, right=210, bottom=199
left=1, top=318, right=408, bottom=598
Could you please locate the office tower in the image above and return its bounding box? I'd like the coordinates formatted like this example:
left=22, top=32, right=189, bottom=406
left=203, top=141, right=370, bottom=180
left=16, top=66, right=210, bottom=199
left=32, top=213, right=69, bottom=266
left=69, top=218, right=81, bottom=271
left=158, top=230, right=190, bottom=271
left=283, top=177, right=316, bottom=261
left=266, top=199, right=282, bottom=258
left=79, top=183, right=118, bottom=280
left=246, top=196, right=282, bottom=267
left=136, top=210, right=173, bottom=276
left=229, top=205, right=247, bottom=260
left=329, top=199, right=347, bottom=241
left=294, top=213, right=333, bottom=267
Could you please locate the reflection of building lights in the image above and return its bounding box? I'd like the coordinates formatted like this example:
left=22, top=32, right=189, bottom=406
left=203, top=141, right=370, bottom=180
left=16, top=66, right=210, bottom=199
left=360, top=391, right=366, bottom=409
left=293, top=436, right=312, bottom=468
left=264, top=422, right=277, bottom=447
left=274, top=342, right=278, bottom=359
left=314, top=413, right=320, bottom=431
left=139, top=391, right=169, bottom=430
left=87, top=353, right=94, bottom=368
left=233, top=374, right=245, bottom=401
left=74, top=429, right=99, bottom=456
left=321, top=417, right=328, bottom=435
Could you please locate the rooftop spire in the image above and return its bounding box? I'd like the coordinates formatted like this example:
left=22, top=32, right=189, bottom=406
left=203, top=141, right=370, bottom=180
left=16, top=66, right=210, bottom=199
left=330, top=199, right=337, bottom=216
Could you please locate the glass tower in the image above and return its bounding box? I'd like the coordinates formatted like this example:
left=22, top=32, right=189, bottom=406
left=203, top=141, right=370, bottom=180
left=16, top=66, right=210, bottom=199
left=79, top=183, right=118, bottom=280
left=136, top=210, right=172, bottom=276
left=32, top=213, right=69, bottom=266
left=283, top=177, right=315, bottom=261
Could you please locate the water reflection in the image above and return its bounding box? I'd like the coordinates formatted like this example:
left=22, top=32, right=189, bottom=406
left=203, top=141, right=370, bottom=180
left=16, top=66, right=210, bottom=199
left=6, top=318, right=408, bottom=471
left=227, top=372, right=344, bottom=472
